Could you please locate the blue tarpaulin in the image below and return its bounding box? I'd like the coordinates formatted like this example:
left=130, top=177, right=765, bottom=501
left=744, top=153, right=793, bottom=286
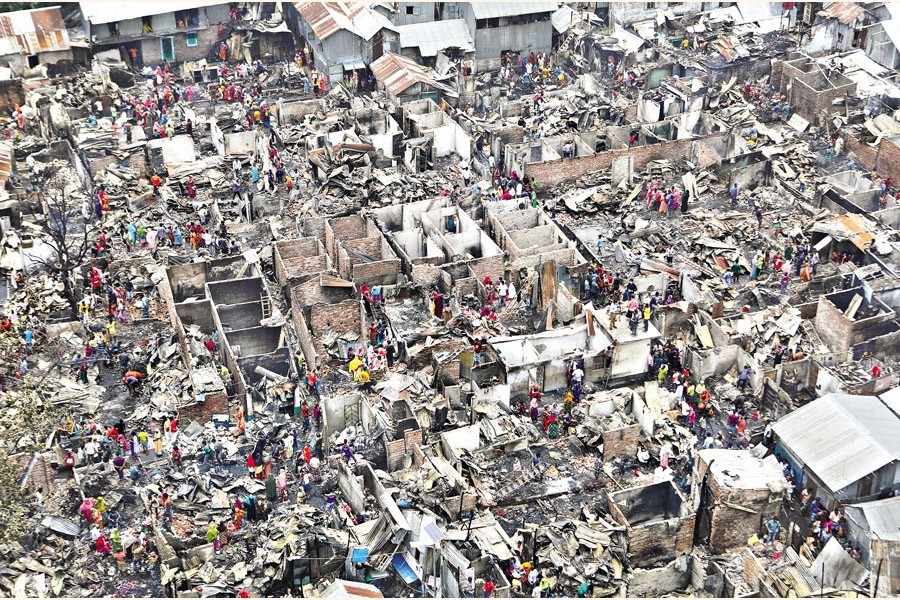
left=391, top=553, right=419, bottom=584
left=351, top=546, right=370, bottom=563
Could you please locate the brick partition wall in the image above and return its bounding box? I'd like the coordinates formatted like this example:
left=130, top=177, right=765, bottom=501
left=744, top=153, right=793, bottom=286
left=772, top=58, right=856, bottom=124
left=602, top=423, right=641, bottom=460
left=847, top=134, right=900, bottom=184
left=524, top=132, right=726, bottom=188
left=846, top=134, right=879, bottom=172
left=179, top=390, right=229, bottom=424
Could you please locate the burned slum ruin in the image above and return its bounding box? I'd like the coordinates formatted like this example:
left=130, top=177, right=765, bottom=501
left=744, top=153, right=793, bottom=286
left=2, top=1, right=900, bottom=599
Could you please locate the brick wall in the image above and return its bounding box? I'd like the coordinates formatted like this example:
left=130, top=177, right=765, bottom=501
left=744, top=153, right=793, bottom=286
left=139, top=28, right=218, bottom=65
left=179, top=390, right=229, bottom=423
left=626, top=516, right=696, bottom=568
left=339, top=237, right=382, bottom=279
left=290, top=294, right=363, bottom=370
left=386, top=429, right=424, bottom=470
left=290, top=296, right=319, bottom=371
left=325, top=215, right=367, bottom=263
left=525, top=133, right=726, bottom=188
left=86, top=155, right=117, bottom=177
left=386, top=438, right=407, bottom=471
left=352, top=257, right=401, bottom=285
left=813, top=294, right=854, bottom=354
left=773, top=59, right=855, bottom=124
left=275, top=238, right=325, bottom=287
left=411, top=264, right=444, bottom=287
left=158, top=267, right=193, bottom=367
left=845, top=134, right=900, bottom=185
left=127, top=147, right=149, bottom=177
left=467, top=254, right=505, bottom=284
left=309, top=299, right=362, bottom=354
left=706, top=476, right=778, bottom=554
left=875, top=136, right=900, bottom=182
left=24, top=454, right=57, bottom=496
left=602, top=423, right=641, bottom=461
left=742, top=547, right=764, bottom=592
left=846, top=134, right=878, bottom=171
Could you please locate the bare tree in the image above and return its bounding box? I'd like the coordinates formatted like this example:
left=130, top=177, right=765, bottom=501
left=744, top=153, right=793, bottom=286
left=38, top=190, right=97, bottom=317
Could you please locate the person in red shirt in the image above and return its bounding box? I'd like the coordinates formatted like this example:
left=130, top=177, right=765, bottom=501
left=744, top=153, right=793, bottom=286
left=872, top=364, right=882, bottom=378
left=95, top=534, right=111, bottom=554
left=483, top=579, right=495, bottom=597
left=64, top=452, right=76, bottom=469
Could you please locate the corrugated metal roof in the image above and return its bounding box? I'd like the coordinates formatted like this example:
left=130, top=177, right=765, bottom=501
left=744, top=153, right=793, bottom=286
left=80, top=1, right=225, bottom=26
left=0, top=6, right=69, bottom=57
left=772, top=393, right=900, bottom=492
left=817, top=2, right=866, bottom=25
left=847, top=497, right=900, bottom=540
left=471, top=2, right=559, bottom=20
left=398, top=19, right=474, bottom=57
left=371, top=51, right=455, bottom=97
left=811, top=214, right=877, bottom=251
left=295, top=1, right=397, bottom=42
left=880, top=386, right=900, bottom=415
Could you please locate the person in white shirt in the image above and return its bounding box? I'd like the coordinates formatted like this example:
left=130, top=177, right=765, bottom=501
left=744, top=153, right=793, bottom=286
left=84, top=440, right=98, bottom=463
left=571, top=366, right=584, bottom=385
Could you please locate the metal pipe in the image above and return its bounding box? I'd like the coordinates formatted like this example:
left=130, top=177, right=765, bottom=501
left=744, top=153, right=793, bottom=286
left=255, top=365, right=287, bottom=382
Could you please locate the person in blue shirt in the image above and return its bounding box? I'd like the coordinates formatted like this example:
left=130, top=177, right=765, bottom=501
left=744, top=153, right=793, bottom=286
left=765, top=518, right=780, bottom=543
left=730, top=183, right=739, bottom=207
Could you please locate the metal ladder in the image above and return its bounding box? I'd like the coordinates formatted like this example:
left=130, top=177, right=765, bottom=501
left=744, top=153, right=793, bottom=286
left=260, top=293, right=271, bottom=320
left=602, top=345, right=620, bottom=390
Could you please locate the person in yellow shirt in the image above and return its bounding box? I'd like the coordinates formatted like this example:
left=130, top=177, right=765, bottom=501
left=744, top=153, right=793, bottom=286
left=348, top=356, right=363, bottom=375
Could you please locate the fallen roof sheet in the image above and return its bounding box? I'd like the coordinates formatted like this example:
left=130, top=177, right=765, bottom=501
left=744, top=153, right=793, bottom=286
left=371, top=51, right=456, bottom=97
left=631, top=18, right=657, bottom=40
left=0, top=6, right=69, bottom=57
left=397, top=19, right=474, bottom=57
left=817, top=2, right=866, bottom=25
left=811, top=214, right=877, bottom=251
left=471, top=2, right=559, bottom=20
left=80, top=1, right=225, bottom=26
left=551, top=5, right=602, bottom=34
left=294, top=1, right=398, bottom=42
left=612, top=23, right=645, bottom=55
left=772, top=393, right=900, bottom=492
left=811, top=537, right=869, bottom=588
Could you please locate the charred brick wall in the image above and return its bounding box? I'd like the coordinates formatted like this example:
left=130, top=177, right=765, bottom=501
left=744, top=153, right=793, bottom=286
left=179, top=391, right=229, bottom=424
left=602, top=423, right=641, bottom=461
left=524, top=133, right=725, bottom=188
